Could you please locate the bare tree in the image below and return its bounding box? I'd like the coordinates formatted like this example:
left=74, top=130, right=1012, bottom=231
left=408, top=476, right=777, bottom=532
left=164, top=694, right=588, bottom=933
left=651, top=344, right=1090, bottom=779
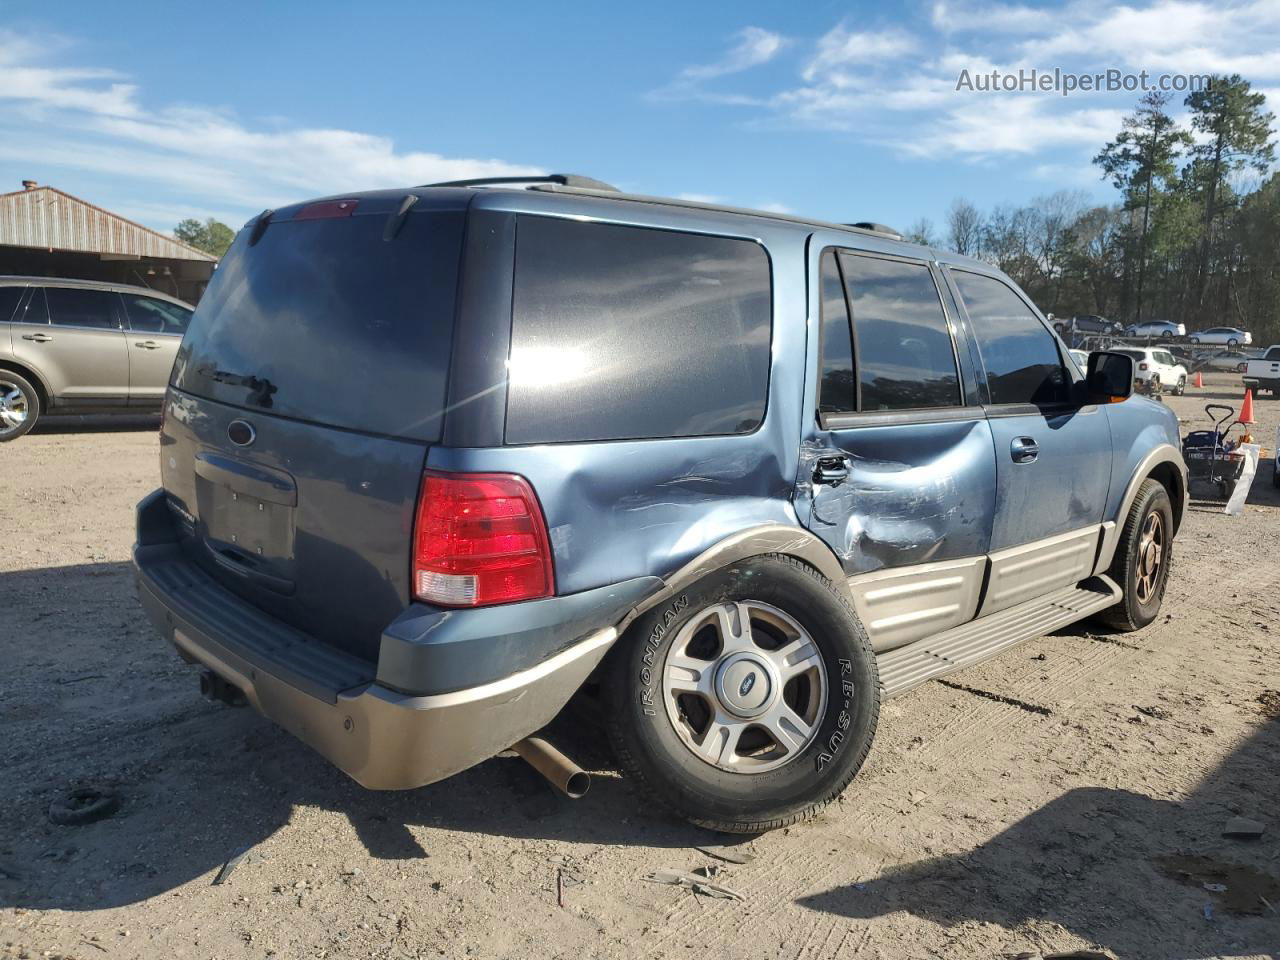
left=904, top=217, right=938, bottom=246
left=946, top=199, right=983, bottom=257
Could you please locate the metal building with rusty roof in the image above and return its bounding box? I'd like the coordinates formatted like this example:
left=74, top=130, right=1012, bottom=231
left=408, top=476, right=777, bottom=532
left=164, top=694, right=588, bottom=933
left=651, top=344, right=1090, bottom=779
left=0, top=180, right=217, bottom=303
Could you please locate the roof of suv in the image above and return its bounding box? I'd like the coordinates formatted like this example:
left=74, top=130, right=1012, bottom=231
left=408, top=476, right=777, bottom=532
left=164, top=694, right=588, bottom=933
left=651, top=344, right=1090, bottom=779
left=262, top=176, right=992, bottom=273
left=0, top=275, right=194, bottom=308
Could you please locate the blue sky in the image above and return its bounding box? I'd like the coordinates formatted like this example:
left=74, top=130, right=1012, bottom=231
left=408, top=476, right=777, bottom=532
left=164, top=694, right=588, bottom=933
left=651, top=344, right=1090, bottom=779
left=1, top=0, right=1277, bottom=238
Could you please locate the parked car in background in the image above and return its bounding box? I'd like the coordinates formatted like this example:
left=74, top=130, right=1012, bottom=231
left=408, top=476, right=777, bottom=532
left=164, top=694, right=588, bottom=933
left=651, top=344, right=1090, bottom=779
left=0, top=277, right=194, bottom=440
left=1189, top=326, right=1252, bottom=346
left=1068, top=348, right=1091, bottom=373
left=1114, top=347, right=1189, bottom=395
left=1202, top=349, right=1253, bottom=373
left=133, top=175, right=1188, bottom=832
left=1053, top=314, right=1123, bottom=336
left=1243, top=345, right=1280, bottom=396
left=1124, top=319, right=1185, bottom=338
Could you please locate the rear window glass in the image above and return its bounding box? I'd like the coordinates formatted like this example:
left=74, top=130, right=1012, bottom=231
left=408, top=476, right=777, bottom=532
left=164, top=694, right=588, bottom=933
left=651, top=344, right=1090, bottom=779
left=173, top=210, right=464, bottom=440
left=505, top=216, right=772, bottom=444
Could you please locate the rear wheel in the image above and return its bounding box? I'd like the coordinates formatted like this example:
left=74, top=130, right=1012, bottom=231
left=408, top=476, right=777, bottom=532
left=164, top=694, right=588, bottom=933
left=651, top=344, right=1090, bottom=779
left=1096, top=479, right=1174, bottom=632
left=0, top=370, right=39, bottom=441
left=1174, top=375, right=1186, bottom=396
left=1190, top=337, right=1200, bottom=344
left=604, top=554, right=879, bottom=833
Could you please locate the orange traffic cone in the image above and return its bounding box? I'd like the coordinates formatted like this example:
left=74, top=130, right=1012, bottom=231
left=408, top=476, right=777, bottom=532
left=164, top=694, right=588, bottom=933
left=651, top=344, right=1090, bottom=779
left=1193, top=370, right=1203, bottom=388
left=1240, top=388, right=1256, bottom=425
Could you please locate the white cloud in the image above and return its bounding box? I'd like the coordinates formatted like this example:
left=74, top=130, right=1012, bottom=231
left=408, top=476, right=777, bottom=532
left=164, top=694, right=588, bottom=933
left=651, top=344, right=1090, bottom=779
left=650, top=27, right=787, bottom=103
left=681, top=27, right=786, bottom=81
left=802, top=25, right=917, bottom=84
left=0, top=29, right=540, bottom=228
left=656, top=0, right=1280, bottom=163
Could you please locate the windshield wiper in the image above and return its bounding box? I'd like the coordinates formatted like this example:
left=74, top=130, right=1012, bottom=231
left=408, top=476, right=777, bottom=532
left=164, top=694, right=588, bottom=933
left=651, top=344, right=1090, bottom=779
left=198, top=367, right=278, bottom=408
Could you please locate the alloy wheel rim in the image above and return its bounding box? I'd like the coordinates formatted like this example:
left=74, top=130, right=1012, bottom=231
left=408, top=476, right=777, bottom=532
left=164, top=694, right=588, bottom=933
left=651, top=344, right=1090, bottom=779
left=662, top=600, right=827, bottom=774
left=0, top=379, right=29, bottom=436
left=1135, top=511, right=1165, bottom=604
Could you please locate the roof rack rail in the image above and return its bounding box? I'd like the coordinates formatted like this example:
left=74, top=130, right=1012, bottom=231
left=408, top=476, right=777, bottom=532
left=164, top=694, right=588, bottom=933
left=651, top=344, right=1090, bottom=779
left=418, top=173, right=619, bottom=192
left=845, top=221, right=903, bottom=240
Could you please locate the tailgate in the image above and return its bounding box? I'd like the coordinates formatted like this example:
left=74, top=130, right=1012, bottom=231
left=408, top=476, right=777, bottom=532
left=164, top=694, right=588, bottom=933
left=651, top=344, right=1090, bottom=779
left=161, top=197, right=466, bottom=660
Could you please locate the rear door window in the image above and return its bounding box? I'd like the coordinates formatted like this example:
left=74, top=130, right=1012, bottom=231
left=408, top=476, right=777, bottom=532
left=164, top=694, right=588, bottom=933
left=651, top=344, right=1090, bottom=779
left=505, top=216, right=772, bottom=444
left=123, top=295, right=193, bottom=335
left=818, top=250, right=855, bottom=414
left=0, top=286, right=23, bottom=324
left=838, top=252, right=960, bottom=411
left=45, top=287, right=123, bottom=330
left=1265, top=347, right=1280, bottom=361
left=953, top=271, right=1069, bottom=407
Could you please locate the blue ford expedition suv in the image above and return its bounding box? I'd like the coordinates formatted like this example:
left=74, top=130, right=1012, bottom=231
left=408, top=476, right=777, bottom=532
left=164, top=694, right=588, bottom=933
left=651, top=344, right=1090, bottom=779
left=134, top=175, right=1187, bottom=832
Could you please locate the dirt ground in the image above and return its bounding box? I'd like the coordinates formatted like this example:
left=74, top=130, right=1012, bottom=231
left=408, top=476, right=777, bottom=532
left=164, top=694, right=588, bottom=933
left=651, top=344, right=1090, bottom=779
left=2, top=375, right=1279, bottom=960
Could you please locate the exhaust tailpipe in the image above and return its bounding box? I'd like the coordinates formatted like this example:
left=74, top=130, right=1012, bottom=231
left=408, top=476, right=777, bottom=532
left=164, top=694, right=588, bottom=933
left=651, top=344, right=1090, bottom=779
left=199, top=670, right=247, bottom=706
left=512, top=737, right=590, bottom=799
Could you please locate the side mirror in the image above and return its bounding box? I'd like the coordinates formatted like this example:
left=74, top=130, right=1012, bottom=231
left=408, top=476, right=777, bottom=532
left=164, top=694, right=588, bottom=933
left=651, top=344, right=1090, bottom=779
left=1086, top=351, right=1134, bottom=404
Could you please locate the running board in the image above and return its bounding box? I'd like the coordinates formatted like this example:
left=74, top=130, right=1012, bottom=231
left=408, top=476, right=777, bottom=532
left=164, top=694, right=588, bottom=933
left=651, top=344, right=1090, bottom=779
left=876, top=576, right=1121, bottom=699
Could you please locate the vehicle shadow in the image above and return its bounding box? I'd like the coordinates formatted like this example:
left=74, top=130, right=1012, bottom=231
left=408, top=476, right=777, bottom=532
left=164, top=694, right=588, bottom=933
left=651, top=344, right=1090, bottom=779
left=796, top=713, right=1280, bottom=957
left=0, top=562, right=711, bottom=913
left=31, top=414, right=160, bottom=434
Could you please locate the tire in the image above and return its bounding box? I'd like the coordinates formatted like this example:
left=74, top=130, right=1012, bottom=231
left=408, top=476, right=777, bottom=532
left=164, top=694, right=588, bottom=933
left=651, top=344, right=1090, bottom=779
left=603, top=554, right=879, bottom=833
left=48, top=787, right=120, bottom=826
left=1096, top=479, right=1174, bottom=632
left=1271, top=463, right=1280, bottom=488
left=1174, top=375, right=1186, bottom=396
left=1190, top=337, right=1200, bottom=344
left=1228, top=339, right=1239, bottom=347
left=1161, top=331, right=1172, bottom=339
left=0, top=369, right=40, bottom=441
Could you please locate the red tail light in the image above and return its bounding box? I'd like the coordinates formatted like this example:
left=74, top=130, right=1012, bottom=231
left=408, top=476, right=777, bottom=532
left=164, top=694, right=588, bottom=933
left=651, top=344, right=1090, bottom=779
left=1138, top=362, right=1148, bottom=370
left=294, top=199, right=359, bottom=220
left=412, top=471, right=554, bottom=607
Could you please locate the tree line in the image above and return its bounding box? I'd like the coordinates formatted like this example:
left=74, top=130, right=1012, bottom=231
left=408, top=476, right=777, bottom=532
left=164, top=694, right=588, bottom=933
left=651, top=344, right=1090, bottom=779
left=905, top=74, right=1277, bottom=341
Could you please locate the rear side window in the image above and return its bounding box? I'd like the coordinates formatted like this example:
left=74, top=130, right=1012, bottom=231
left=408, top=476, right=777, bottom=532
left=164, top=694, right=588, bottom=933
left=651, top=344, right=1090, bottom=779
left=953, top=271, right=1069, bottom=407
left=1266, top=347, right=1280, bottom=361
left=505, top=217, right=772, bottom=444
left=818, top=250, right=855, bottom=413
left=45, top=287, right=123, bottom=330
left=123, top=295, right=193, bottom=335
left=0, top=286, right=23, bottom=324
left=839, top=252, right=960, bottom=411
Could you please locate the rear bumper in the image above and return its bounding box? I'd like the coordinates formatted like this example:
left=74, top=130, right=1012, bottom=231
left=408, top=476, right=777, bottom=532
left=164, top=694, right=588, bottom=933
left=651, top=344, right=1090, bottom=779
left=134, top=489, right=648, bottom=789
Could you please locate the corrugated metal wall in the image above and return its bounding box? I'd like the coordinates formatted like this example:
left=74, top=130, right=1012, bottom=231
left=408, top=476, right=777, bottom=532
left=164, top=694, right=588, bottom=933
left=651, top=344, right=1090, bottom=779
left=0, top=187, right=216, bottom=262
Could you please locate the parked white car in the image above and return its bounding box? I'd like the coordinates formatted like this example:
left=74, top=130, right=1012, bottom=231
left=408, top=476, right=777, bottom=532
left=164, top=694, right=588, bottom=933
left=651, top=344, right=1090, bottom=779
left=1124, top=319, right=1186, bottom=338
left=1114, top=347, right=1189, bottom=395
left=1202, top=349, right=1253, bottom=373
left=1068, top=348, right=1090, bottom=373
left=1189, top=326, right=1252, bottom=346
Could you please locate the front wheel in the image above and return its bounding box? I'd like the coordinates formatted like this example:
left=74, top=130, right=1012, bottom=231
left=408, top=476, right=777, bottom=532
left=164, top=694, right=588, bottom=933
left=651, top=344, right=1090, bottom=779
left=1096, top=479, right=1174, bottom=632
left=1174, top=375, right=1186, bottom=396
left=0, top=370, right=40, bottom=441
left=1228, top=339, right=1239, bottom=347
left=603, top=554, right=879, bottom=833
left=1190, top=337, right=1200, bottom=344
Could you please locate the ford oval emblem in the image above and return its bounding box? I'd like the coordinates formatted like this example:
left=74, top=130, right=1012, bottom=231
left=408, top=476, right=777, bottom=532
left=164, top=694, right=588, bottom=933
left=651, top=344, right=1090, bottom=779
left=227, top=419, right=256, bottom=447
left=739, top=673, right=756, bottom=698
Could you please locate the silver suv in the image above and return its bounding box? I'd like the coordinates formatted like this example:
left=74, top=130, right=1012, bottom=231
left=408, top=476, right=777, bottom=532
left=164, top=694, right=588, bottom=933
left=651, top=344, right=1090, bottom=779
left=0, top=277, right=194, bottom=440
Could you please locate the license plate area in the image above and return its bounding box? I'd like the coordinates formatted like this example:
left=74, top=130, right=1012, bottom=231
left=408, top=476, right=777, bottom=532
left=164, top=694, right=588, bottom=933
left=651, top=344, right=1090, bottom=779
left=193, top=452, right=297, bottom=594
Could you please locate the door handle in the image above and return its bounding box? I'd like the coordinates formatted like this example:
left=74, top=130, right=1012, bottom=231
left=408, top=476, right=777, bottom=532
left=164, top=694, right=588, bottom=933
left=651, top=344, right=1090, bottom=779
left=134, top=340, right=161, bottom=350
left=1010, top=437, right=1039, bottom=463
left=813, top=455, right=850, bottom=487
left=21, top=333, right=52, bottom=342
